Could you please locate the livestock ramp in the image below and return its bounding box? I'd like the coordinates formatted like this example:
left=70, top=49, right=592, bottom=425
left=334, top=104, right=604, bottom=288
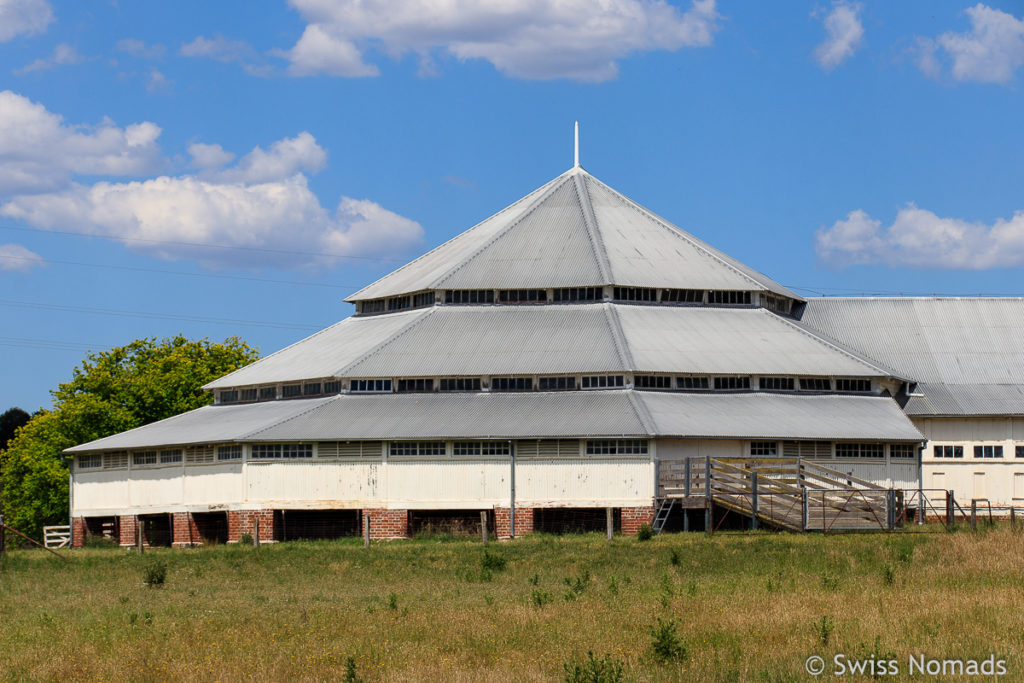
left=655, top=457, right=902, bottom=533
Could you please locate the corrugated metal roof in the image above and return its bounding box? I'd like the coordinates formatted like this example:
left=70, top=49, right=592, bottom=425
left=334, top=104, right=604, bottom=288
left=204, top=308, right=430, bottom=389
left=801, top=298, right=1024, bottom=416
left=64, top=397, right=337, bottom=453
left=65, top=390, right=921, bottom=452
left=347, top=167, right=801, bottom=301
left=206, top=304, right=899, bottom=389
left=641, top=392, right=922, bottom=441
left=584, top=175, right=798, bottom=298
left=616, top=305, right=894, bottom=377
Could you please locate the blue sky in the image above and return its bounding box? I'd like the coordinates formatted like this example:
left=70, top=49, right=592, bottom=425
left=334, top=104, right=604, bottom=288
left=1, top=0, right=1023, bottom=412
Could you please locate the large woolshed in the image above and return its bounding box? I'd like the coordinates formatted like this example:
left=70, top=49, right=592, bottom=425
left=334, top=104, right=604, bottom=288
left=66, top=163, right=944, bottom=547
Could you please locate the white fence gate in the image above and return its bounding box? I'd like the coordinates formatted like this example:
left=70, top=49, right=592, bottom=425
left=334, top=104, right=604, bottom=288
left=43, top=525, right=70, bottom=549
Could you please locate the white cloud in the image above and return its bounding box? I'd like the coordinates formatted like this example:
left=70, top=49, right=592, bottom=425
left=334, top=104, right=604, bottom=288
left=200, top=132, right=327, bottom=184
left=0, top=90, right=163, bottom=193
left=916, top=4, right=1024, bottom=84
left=813, top=1, right=863, bottom=71
left=815, top=205, right=1024, bottom=269
left=0, top=93, right=423, bottom=269
left=188, top=142, right=235, bottom=170
left=0, top=0, right=53, bottom=42
left=180, top=34, right=272, bottom=76
left=0, top=242, right=43, bottom=271
left=279, top=0, right=720, bottom=82
left=14, top=43, right=83, bottom=75
left=0, top=174, right=423, bottom=269
left=146, top=68, right=170, bottom=92
left=116, top=38, right=166, bottom=60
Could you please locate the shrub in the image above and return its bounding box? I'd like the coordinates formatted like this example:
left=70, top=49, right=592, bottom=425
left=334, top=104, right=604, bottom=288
left=649, top=617, right=687, bottom=663
left=142, top=560, right=167, bottom=588
left=563, top=570, right=591, bottom=602
left=481, top=550, right=507, bottom=572
left=239, top=533, right=253, bottom=546
left=532, top=589, right=553, bottom=607
left=343, top=656, right=362, bottom=683
left=387, top=593, right=399, bottom=611
left=563, top=651, right=625, bottom=683
left=636, top=524, right=654, bottom=541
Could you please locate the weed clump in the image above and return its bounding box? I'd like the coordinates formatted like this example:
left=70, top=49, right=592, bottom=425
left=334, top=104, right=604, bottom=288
left=649, top=617, right=687, bottom=663
left=531, top=589, right=553, bottom=607
left=636, top=524, right=654, bottom=541
left=668, top=548, right=681, bottom=566
left=481, top=550, right=507, bottom=572
left=343, top=655, right=361, bottom=683
left=563, top=570, right=591, bottom=602
left=142, top=560, right=167, bottom=588
left=239, top=533, right=253, bottom=546
left=563, top=651, right=625, bottom=683
left=813, top=615, right=835, bottom=646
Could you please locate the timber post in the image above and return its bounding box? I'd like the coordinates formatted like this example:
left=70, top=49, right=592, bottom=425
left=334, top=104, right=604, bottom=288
left=481, top=511, right=488, bottom=546
left=750, top=471, right=759, bottom=530
left=363, top=513, right=370, bottom=548
left=606, top=507, right=613, bottom=541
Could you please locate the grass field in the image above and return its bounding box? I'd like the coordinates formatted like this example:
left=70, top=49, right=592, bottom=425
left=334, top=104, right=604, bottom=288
left=1, top=526, right=1021, bottom=682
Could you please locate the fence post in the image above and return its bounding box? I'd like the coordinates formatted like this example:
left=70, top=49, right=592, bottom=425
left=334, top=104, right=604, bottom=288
left=481, top=511, right=489, bottom=546
left=363, top=513, right=370, bottom=548
left=254, top=516, right=261, bottom=548
left=946, top=491, right=954, bottom=527
left=970, top=500, right=977, bottom=532
left=605, top=507, right=614, bottom=541
left=750, top=471, right=759, bottom=530
left=704, top=458, right=712, bottom=532
left=801, top=489, right=808, bottom=532
left=684, top=458, right=691, bottom=497
left=136, top=516, right=144, bottom=553
left=1011, top=507, right=1017, bottom=531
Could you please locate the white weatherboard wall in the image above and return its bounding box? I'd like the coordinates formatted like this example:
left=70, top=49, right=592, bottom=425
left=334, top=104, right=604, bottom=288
left=917, top=417, right=1024, bottom=507
left=72, top=441, right=656, bottom=516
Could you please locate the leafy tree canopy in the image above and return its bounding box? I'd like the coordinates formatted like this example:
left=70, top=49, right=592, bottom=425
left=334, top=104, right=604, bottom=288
left=0, top=336, right=259, bottom=538
left=0, top=407, right=31, bottom=452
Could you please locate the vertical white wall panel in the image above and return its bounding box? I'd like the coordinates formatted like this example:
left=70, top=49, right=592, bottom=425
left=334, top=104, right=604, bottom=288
left=515, top=458, right=653, bottom=506
left=385, top=459, right=509, bottom=508
left=245, top=461, right=381, bottom=507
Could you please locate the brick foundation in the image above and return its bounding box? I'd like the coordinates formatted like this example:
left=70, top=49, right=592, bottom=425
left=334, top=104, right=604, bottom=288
left=72, top=517, right=86, bottom=548
left=172, top=512, right=202, bottom=547
left=227, top=510, right=274, bottom=543
left=365, top=508, right=408, bottom=539
left=621, top=506, right=656, bottom=535
left=118, top=515, right=137, bottom=547
left=494, top=507, right=534, bottom=538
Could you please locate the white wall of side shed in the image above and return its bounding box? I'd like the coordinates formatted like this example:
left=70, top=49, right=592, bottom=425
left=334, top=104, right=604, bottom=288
left=917, top=417, right=1024, bottom=507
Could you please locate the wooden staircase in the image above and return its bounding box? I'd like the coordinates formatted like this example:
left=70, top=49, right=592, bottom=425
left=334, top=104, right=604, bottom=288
left=654, top=457, right=901, bottom=533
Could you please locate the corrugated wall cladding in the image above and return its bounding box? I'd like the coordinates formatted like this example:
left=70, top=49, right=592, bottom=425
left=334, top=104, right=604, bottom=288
left=802, top=298, right=1024, bottom=416
left=65, top=397, right=337, bottom=453
left=247, top=461, right=380, bottom=505
left=347, top=167, right=799, bottom=301
left=343, top=304, right=624, bottom=376
left=205, top=309, right=429, bottom=389
left=641, top=392, right=922, bottom=441
left=515, top=459, right=652, bottom=506
left=616, top=306, right=890, bottom=376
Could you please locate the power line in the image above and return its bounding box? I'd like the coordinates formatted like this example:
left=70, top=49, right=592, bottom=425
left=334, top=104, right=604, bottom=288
left=0, top=298, right=323, bottom=331
left=0, top=223, right=409, bottom=263
left=0, top=336, right=111, bottom=352
left=0, top=252, right=360, bottom=290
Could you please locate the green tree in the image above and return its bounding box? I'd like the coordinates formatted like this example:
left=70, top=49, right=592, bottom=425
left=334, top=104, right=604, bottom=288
left=0, top=336, right=258, bottom=538
left=0, top=407, right=31, bottom=452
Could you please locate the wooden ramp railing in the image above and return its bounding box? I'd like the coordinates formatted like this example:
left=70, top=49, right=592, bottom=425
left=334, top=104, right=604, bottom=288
left=655, top=457, right=899, bottom=533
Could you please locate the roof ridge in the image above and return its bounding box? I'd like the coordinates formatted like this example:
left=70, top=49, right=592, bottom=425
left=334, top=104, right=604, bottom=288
left=347, top=171, right=570, bottom=301
left=625, top=390, right=656, bottom=435
left=434, top=172, right=576, bottom=288
left=242, top=395, right=342, bottom=440
left=584, top=173, right=796, bottom=298
left=337, top=306, right=439, bottom=376
left=572, top=172, right=612, bottom=283
left=602, top=302, right=635, bottom=370
left=201, top=317, right=352, bottom=391
left=769, top=309, right=908, bottom=380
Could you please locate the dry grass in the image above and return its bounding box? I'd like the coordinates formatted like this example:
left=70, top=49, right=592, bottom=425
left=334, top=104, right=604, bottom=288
left=1, top=526, right=1022, bottom=681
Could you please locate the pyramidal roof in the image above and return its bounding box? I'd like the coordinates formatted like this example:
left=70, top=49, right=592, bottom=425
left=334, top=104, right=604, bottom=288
left=347, top=166, right=800, bottom=302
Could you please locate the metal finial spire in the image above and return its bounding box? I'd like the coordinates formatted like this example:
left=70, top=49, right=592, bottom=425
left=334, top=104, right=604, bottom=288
left=574, top=121, right=580, bottom=168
